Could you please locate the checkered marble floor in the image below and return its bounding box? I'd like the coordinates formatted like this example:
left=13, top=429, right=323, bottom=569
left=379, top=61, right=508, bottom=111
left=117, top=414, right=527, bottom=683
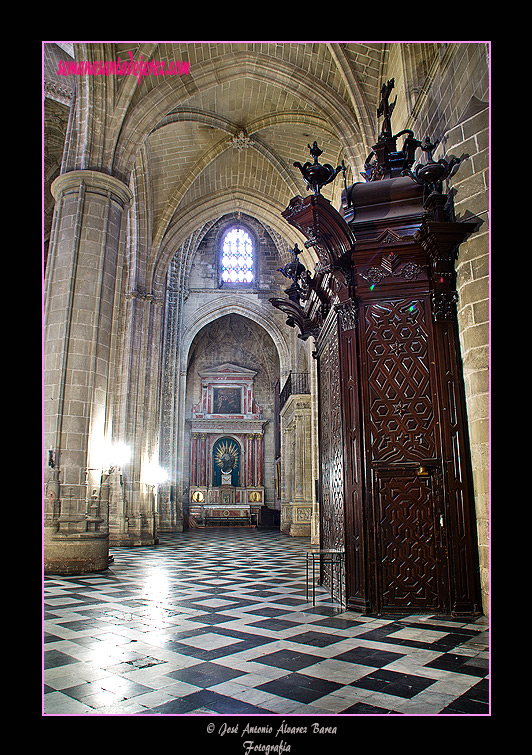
left=43, top=530, right=489, bottom=716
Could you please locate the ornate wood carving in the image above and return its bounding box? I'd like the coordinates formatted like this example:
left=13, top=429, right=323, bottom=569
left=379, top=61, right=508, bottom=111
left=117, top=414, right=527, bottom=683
left=359, top=251, right=422, bottom=287
left=275, top=88, right=482, bottom=615
left=267, top=296, right=320, bottom=341
left=362, top=299, right=436, bottom=465
left=335, top=300, right=358, bottom=331
left=338, top=310, right=367, bottom=611
left=281, top=194, right=355, bottom=271
left=432, top=320, right=481, bottom=614
left=271, top=193, right=355, bottom=340
left=374, top=469, right=444, bottom=610
left=317, top=320, right=345, bottom=554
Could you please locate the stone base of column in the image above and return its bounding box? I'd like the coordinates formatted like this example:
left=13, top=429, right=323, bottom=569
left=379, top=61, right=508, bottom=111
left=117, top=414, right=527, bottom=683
left=156, top=504, right=184, bottom=533
left=157, top=523, right=184, bottom=534
left=311, top=502, right=320, bottom=546
left=109, top=514, right=159, bottom=547
left=288, top=522, right=311, bottom=537
left=281, top=502, right=312, bottom=537
left=280, top=502, right=292, bottom=534
left=44, top=531, right=109, bottom=575
left=109, top=533, right=159, bottom=547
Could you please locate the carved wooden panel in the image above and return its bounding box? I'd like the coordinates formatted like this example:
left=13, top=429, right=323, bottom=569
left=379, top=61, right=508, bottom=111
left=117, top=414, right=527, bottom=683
left=338, top=305, right=368, bottom=611
left=318, top=325, right=344, bottom=552
left=363, top=299, right=437, bottom=464
left=375, top=470, right=442, bottom=610
left=433, top=322, right=481, bottom=613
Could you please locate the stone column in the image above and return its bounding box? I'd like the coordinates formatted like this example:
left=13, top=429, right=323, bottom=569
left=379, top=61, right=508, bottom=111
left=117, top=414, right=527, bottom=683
left=199, top=434, right=207, bottom=486
left=291, top=397, right=313, bottom=536
left=190, top=433, right=198, bottom=486
left=110, top=285, right=165, bottom=547
left=309, top=360, right=320, bottom=546
left=246, top=434, right=254, bottom=487
left=255, top=433, right=263, bottom=487
left=44, top=170, right=133, bottom=574
left=280, top=425, right=293, bottom=534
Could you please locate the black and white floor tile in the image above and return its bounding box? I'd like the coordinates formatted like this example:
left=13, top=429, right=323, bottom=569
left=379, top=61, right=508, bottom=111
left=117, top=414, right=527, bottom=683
left=43, top=530, right=489, bottom=717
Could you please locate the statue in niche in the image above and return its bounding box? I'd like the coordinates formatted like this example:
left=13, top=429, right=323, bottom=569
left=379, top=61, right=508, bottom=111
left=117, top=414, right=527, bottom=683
left=214, top=439, right=240, bottom=486
left=219, top=450, right=236, bottom=473
left=214, top=441, right=238, bottom=474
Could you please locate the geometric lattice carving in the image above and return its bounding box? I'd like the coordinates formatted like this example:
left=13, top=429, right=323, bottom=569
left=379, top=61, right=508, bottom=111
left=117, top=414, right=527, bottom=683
left=364, top=299, right=436, bottom=463
left=319, top=331, right=345, bottom=552
left=377, top=473, right=440, bottom=609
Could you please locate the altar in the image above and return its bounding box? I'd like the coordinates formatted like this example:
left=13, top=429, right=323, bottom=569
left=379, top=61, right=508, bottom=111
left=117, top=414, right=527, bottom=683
left=187, top=363, right=269, bottom=527
left=200, top=504, right=254, bottom=527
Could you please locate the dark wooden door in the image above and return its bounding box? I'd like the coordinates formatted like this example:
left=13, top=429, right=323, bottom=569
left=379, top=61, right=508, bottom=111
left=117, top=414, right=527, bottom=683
left=373, top=468, right=448, bottom=612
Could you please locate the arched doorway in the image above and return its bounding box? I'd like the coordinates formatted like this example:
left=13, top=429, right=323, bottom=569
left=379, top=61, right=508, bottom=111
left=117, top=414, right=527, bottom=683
left=184, top=314, right=281, bottom=529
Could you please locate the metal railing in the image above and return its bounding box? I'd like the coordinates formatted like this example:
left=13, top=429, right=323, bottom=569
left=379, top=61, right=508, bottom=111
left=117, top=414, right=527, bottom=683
left=279, top=372, right=310, bottom=410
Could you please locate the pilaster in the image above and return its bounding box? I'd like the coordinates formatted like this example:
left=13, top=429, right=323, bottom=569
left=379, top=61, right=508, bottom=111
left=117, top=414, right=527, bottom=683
left=279, top=393, right=313, bottom=536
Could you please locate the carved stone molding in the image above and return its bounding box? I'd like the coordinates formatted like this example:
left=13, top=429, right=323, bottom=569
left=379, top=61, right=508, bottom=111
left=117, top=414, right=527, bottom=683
left=230, top=130, right=252, bottom=150
left=51, top=170, right=133, bottom=209
left=44, top=79, right=74, bottom=105
left=295, top=506, right=312, bottom=522
left=125, top=290, right=164, bottom=307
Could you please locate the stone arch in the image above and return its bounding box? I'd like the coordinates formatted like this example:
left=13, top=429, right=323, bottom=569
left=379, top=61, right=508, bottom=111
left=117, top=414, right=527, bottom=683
left=181, top=298, right=292, bottom=380
left=175, top=310, right=286, bottom=514
left=152, top=188, right=308, bottom=298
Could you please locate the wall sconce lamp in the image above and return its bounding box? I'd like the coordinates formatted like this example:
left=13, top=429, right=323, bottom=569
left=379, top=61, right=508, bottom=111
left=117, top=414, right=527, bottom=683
left=107, top=442, right=130, bottom=473
left=144, top=460, right=169, bottom=489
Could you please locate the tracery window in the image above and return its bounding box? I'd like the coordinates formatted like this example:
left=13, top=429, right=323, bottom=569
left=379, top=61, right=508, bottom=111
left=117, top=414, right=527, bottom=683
left=220, top=227, right=254, bottom=284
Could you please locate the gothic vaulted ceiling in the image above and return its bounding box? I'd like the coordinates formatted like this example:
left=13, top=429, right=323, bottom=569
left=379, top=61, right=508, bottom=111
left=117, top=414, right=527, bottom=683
left=43, top=42, right=441, bottom=282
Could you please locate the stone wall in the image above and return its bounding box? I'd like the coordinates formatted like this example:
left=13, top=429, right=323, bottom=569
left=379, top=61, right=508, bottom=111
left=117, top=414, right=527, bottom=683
left=445, top=101, right=490, bottom=613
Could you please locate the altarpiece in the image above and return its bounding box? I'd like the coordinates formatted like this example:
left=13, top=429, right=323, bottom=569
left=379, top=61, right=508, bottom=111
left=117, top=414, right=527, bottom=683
left=188, top=364, right=267, bottom=526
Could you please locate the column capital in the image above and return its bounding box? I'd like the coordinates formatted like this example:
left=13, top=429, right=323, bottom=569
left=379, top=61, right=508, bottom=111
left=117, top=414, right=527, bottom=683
left=51, top=170, right=133, bottom=208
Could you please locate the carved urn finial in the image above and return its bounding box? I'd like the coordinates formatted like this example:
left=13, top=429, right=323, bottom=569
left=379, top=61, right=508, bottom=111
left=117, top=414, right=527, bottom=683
left=402, top=136, right=464, bottom=195
left=293, top=142, right=345, bottom=195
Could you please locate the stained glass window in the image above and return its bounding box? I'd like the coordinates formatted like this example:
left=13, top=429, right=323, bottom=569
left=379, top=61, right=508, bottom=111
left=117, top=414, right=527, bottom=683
left=220, top=227, right=254, bottom=283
